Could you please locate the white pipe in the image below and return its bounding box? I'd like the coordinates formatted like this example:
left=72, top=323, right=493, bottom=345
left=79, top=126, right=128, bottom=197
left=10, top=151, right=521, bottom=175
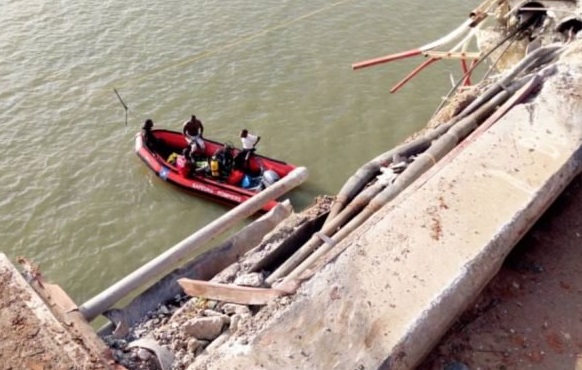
left=420, top=0, right=497, bottom=53
left=449, top=26, right=479, bottom=54
left=505, top=0, right=527, bottom=18
left=79, top=167, right=308, bottom=322
left=420, top=19, right=474, bottom=52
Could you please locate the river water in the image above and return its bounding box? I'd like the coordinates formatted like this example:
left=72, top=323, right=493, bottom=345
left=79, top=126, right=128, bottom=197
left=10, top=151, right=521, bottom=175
left=1, top=0, right=479, bottom=305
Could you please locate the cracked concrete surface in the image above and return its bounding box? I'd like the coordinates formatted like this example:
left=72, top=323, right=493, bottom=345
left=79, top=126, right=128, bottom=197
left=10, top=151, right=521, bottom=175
left=190, top=42, right=582, bottom=370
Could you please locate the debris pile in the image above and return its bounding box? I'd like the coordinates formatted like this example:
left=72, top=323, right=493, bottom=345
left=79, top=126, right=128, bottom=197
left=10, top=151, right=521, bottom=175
left=102, top=196, right=332, bottom=370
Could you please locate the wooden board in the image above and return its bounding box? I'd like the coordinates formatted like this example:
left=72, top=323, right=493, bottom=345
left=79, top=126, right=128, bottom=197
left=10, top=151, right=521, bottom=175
left=178, top=279, right=296, bottom=305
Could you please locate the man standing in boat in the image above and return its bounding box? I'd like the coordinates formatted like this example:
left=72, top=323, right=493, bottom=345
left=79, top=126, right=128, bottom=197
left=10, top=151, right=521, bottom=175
left=236, top=129, right=261, bottom=169
left=183, top=114, right=205, bottom=153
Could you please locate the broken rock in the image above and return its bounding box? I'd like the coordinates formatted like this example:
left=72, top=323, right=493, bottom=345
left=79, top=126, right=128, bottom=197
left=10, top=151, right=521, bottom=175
left=183, top=316, right=225, bottom=341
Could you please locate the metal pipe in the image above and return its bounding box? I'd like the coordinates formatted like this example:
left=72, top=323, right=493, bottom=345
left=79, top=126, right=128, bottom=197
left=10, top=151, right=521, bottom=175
left=97, top=200, right=293, bottom=335
left=352, top=19, right=473, bottom=70
left=390, top=57, right=440, bottom=93
left=470, top=0, right=498, bottom=18
left=266, top=180, right=385, bottom=285
left=79, top=166, right=309, bottom=322
left=351, top=0, right=498, bottom=71
left=461, top=58, right=471, bottom=85
left=459, top=23, right=476, bottom=86
left=448, top=26, right=479, bottom=55
left=390, top=25, right=480, bottom=93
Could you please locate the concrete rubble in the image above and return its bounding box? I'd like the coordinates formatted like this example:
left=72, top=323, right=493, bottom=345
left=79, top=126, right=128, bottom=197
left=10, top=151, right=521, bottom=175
left=3, top=2, right=582, bottom=370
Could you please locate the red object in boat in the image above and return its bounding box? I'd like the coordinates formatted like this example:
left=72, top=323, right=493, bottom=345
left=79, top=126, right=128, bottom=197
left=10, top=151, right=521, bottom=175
left=134, top=129, right=297, bottom=212
left=227, top=169, right=245, bottom=186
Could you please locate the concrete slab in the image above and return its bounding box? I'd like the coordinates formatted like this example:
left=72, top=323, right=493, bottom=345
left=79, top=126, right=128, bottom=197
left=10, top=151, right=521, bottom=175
left=192, top=46, right=582, bottom=369
left=420, top=173, right=582, bottom=369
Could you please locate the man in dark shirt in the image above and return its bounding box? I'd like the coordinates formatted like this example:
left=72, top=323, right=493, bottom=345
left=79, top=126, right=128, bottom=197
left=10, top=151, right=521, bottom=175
left=182, top=115, right=205, bottom=153
left=142, top=119, right=159, bottom=150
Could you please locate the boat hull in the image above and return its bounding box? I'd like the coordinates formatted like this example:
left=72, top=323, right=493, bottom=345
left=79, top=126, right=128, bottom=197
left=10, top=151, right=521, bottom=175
left=134, top=129, right=297, bottom=212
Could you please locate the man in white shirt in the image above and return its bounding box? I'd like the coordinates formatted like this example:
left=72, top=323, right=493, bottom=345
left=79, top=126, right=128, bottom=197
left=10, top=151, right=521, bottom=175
left=240, top=129, right=260, bottom=150
left=238, top=129, right=261, bottom=168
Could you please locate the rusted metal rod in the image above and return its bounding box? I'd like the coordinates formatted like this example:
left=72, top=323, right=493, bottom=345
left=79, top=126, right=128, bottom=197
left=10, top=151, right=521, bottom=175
left=390, top=57, right=440, bottom=93
left=352, top=49, right=423, bottom=70
left=351, top=0, right=497, bottom=71
left=390, top=25, right=481, bottom=93
left=352, top=18, right=473, bottom=70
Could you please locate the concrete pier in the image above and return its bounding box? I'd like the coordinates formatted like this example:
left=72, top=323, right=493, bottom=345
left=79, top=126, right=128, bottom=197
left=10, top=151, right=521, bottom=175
left=191, top=46, right=582, bottom=369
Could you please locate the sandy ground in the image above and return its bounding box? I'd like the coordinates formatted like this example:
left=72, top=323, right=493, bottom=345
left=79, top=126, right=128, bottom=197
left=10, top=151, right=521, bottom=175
left=0, top=266, right=81, bottom=370
left=0, top=254, right=119, bottom=370
left=419, top=174, right=582, bottom=370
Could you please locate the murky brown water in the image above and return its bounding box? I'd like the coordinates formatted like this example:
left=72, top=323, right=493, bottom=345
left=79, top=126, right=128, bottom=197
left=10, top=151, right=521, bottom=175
left=0, top=0, right=479, bottom=304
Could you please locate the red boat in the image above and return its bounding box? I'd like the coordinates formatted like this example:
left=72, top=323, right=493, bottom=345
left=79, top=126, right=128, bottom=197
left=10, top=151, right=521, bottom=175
left=134, top=129, right=297, bottom=212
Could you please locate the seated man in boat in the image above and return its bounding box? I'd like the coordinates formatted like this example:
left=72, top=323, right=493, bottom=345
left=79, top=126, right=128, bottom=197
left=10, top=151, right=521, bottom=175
left=176, top=146, right=193, bottom=178
left=235, top=129, right=261, bottom=170
left=142, top=118, right=160, bottom=150
left=182, top=114, right=205, bottom=154
left=213, top=142, right=235, bottom=180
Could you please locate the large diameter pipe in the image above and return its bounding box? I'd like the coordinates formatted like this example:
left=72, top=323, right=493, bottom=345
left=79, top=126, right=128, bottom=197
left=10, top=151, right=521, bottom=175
left=277, top=93, right=498, bottom=285
left=461, top=44, right=562, bottom=117
left=266, top=180, right=386, bottom=285
left=329, top=63, right=538, bottom=227
left=326, top=120, right=457, bottom=223
left=79, top=167, right=308, bottom=322
left=282, top=77, right=535, bottom=285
